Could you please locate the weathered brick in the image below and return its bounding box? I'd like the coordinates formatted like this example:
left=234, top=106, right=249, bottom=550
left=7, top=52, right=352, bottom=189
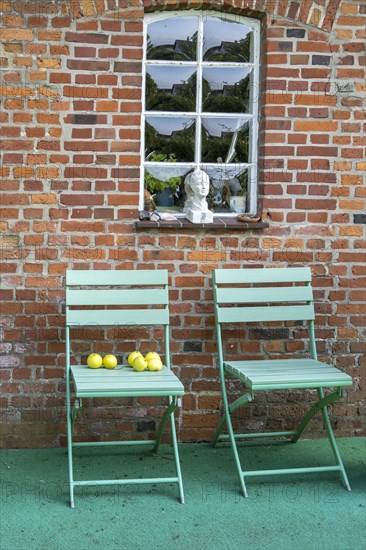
left=0, top=29, right=33, bottom=41
left=67, top=60, right=110, bottom=71
left=65, top=32, right=109, bottom=44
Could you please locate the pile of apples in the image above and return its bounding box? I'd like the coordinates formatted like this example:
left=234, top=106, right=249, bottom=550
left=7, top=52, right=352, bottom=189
left=87, top=353, right=117, bottom=369
left=86, top=351, right=163, bottom=372
left=128, top=351, right=163, bottom=372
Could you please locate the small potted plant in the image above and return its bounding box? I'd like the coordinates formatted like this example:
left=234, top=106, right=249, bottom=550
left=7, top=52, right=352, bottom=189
left=144, top=152, right=182, bottom=207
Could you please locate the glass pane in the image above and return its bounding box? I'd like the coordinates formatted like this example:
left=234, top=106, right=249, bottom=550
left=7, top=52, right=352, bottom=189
left=203, top=165, right=248, bottom=213
left=202, top=67, right=251, bottom=113
left=145, top=67, right=196, bottom=112
left=203, top=17, right=251, bottom=62
left=144, top=165, right=190, bottom=211
left=146, top=17, right=198, bottom=61
left=201, top=118, right=250, bottom=163
left=145, top=117, right=195, bottom=162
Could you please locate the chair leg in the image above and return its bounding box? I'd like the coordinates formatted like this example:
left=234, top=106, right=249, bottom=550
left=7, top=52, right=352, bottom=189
left=292, top=388, right=351, bottom=491
left=66, top=379, right=75, bottom=508
left=216, top=375, right=248, bottom=498
left=318, top=389, right=351, bottom=491
left=169, top=404, right=185, bottom=504
left=154, top=397, right=185, bottom=504
left=167, top=397, right=185, bottom=503
left=154, top=398, right=179, bottom=453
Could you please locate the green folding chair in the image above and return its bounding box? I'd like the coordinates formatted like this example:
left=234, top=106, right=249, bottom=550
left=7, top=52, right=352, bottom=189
left=65, top=269, right=184, bottom=507
left=211, top=267, right=352, bottom=497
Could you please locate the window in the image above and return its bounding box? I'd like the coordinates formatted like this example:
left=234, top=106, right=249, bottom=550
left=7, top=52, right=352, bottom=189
left=140, top=11, right=260, bottom=217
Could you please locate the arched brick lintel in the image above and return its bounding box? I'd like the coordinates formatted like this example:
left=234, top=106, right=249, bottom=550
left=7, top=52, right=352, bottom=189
left=68, top=0, right=341, bottom=33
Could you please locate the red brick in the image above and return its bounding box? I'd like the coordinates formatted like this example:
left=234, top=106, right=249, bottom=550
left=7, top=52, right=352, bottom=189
left=295, top=198, right=337, bottom=210
left=0, top=29, right=33, bottom=41
left=65, top=32, right=108, bottom=44
left=67, top=60, right=110, bottom=71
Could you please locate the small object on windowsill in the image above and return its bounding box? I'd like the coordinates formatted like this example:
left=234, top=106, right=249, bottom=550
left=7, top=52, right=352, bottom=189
left=139, top=210, right=178, bottom=222
left=139, top=210, right=151, bottom=221
left=237, top=214, right=262, bottom=223
left=151, top=212, right=178, bottom=222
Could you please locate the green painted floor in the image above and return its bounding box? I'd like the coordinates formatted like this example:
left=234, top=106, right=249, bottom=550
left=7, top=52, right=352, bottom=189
left=1, top=438, right=365, bottom=550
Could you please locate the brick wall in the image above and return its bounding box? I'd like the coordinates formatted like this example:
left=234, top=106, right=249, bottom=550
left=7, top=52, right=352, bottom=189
left=0, top=0, right=365, bottom=448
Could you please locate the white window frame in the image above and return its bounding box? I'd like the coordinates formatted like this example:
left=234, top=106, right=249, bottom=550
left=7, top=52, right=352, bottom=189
left=140, top=10, right=260, bottom=216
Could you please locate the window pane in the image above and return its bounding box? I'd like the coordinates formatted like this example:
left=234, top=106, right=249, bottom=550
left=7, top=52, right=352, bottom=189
left=145, top=116, right=196, bottom=162
left=202, top=67, right=251, bottom=113
left=203, top=165, right=248, bottom=213
left=144, top=165, right=190, bottom=210
left=201, top=118, right=250, bottom=163
left=145, top=67, right=196, bottom=112
left=203, top=17, right=251, bottom=62
left=146, top=17, right=198, bottom=61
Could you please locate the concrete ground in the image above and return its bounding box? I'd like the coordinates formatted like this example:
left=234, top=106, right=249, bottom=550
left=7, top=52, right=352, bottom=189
left=1, top=438, right=365, bottom=550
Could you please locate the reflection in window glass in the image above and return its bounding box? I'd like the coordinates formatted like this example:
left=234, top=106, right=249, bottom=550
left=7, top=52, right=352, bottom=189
left=202, top=67, right=251, bottom=113
left=203, top=17, right=251, bottom=62
left=146, top=67, right=196, bottom=112
left=145, top=117, right=195, bottom=162
left=143, top=13, right=259, bottom=215
left=203, top=165, right=248, bottom=213
left=144, top=165, right=190, bottom=209
left=147, top=17, right=198, bottom=61
left=201, top=118, right=250, bottom=163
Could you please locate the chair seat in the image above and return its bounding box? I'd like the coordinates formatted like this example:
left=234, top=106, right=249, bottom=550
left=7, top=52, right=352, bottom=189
left=71, top=364, right=184, bottom=398
left=224, top=359, right=353, bottom=390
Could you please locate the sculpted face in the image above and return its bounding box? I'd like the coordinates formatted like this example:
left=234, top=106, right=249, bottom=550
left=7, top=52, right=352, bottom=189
left=193, top=169, right=210, bottom=197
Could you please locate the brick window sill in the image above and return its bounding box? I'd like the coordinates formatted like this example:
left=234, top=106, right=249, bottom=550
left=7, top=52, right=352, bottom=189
left=135, top=217, right=269, bottom=230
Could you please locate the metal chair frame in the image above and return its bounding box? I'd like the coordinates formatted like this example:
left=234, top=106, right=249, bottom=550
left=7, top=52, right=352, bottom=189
left=211, top=267, right=352, bottom=497
left=65, top=269, right=184, bottom=507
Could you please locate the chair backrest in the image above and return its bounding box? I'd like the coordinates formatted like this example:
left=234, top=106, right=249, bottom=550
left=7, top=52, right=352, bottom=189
left=65, top=269, right=171, bottom=367
left=212, top=267, right=317, bottom=360
left=213, top=267, right=315, bottom=324
left=65, top=269, right=170, bottom=328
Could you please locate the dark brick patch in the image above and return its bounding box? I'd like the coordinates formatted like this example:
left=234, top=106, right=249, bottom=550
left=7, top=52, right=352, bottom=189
left=249, top=328, right=289, bottom=340
left=278, top=42, right=293, bottom=51
left=312, top=55, right=331, bottom=66
left=73, top=114, right=98, bottom=125
left=287, top=29, right=305, bottom=38
left=183, top=341, right=203, bottom=353
left=354, top=214, right=366, bottom=224
left=137, top=421, right=156, bottom=432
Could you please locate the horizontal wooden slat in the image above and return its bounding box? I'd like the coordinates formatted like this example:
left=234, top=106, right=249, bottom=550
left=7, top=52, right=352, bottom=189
left=66, top=308, right=169, bottom=326
left=216, top=286, right=313, bottom=305
left=224, top=359, right=352, bottom=389
left=71, top=364, right=184, bottom=396
left=66, top=269, right=168, bottom=286
left=66, top=288, right=168, bottom=306
left=217, top=304, right=315, bottom=323
left=214, top=267, right=311, bottom=284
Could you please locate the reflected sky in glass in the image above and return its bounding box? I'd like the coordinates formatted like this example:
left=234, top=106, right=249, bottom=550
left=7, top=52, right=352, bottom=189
left=147, top=17, right=198, bottom=61
left=145, top=165, right=190, bottom=181
left=202, top=67, right=251, bottom=113
left=203, top=17, right=251, bottom=62
left=147, top=66, right=196, bottom=90
left=202, top=67, right=251, bottom=91
left=146, top=116, right=195, bottom=137
left=202, top=117, right=248, bottom=138
left=145, top=116, right=195, bottom=162
left=145, top=67, right=196, bottom=112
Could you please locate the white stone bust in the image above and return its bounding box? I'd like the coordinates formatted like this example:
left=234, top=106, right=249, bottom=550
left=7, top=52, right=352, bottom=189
left=184, top=168, right=213, bottom=224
